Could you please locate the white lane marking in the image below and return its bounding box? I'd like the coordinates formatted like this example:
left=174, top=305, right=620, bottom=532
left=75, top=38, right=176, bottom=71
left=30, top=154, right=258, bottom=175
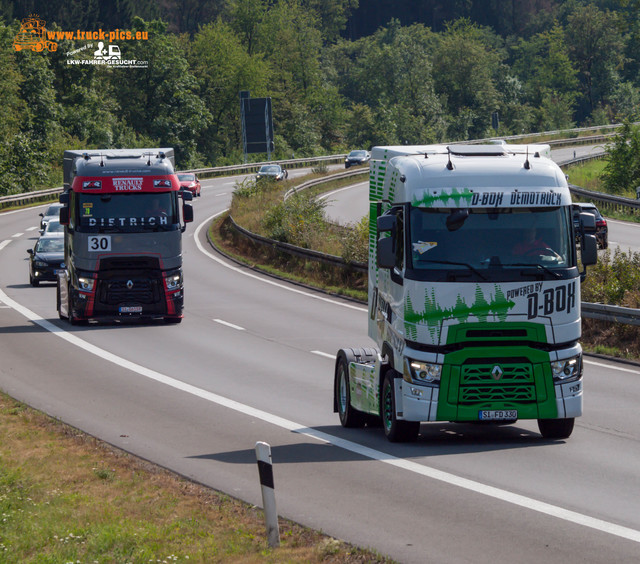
left=11, top=232, right=23, bottom=238
left=26, top=226, right=39, bottom=231
left=194, top=212, right=367, bottom=313
left=584, top=359, right=640, bottom=375
left=311, top=350, right=335, bottom=359
left=216, top=192, right=228, bottom=196
left=318, top=182, right=368, bottom=201
left=213, top=318, right=245, bottom=331
left=0, top=240, right=11, bottom=251
left=0, top=286, right=638, bottom=544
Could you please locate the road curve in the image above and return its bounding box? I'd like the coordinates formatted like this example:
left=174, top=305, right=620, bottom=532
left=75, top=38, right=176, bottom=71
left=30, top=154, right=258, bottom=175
left=1, top=166, right=640, bottom=563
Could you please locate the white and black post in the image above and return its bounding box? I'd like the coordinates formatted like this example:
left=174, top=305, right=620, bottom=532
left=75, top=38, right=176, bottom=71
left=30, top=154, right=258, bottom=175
left=255, top=441, right=280, bottom=547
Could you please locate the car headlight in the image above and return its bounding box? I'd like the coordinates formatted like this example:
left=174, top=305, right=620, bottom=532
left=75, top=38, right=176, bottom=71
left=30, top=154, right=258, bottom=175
left=404, top=359, right=442, bottom=386
left=78, top=277, right=94, bottom=291
left=34, top=260, right=48, bottom=267
left=165, top=272, right=182, bottom=290
left=551, top=355, right=582, bottom=383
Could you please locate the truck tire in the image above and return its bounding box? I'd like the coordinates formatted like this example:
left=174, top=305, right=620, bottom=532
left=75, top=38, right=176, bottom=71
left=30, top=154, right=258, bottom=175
left=382, top=371, right=419, bottom=442
left=537, top=418, right=574, bottom=439
left=335, top=353, right=366, bottom=428
left=57, top=279, right=68, bottom=320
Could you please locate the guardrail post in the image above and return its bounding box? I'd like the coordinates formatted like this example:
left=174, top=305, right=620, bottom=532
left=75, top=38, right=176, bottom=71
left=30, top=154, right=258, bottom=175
left=255, top=441, right=280, bottom=548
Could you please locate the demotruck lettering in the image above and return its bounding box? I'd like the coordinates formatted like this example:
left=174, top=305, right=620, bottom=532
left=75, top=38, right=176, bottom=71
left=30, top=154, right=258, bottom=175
left=510, top=191, right=562, bottom=206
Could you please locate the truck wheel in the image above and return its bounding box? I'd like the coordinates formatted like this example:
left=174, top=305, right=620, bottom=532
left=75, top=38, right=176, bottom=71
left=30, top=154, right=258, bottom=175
left=382, top=371, right=419, bottom=442
left=57, top=280, right=67, bottom=320
left=537, top=418, right=574, bottom=439
left=335, top=355, right=365, bottom=428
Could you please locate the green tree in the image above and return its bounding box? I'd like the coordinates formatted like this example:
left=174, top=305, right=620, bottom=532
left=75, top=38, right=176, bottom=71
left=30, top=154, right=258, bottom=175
left=109, top=18, right=211, bottom=167
left=190, top=19, right=270, bottom=162
left=601, top=122, right=640, bottom=195
left=564, top=3, right=625, bottom=121
left=511, top=23, right=578, bottom=130
left=431, top=18, right=503, bottom=139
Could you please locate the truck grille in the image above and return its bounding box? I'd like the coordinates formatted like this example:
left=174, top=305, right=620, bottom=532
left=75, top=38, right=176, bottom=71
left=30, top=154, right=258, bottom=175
left=458, top=360, right=536, bottom=404
left=99, top=278, right=160, bottom=305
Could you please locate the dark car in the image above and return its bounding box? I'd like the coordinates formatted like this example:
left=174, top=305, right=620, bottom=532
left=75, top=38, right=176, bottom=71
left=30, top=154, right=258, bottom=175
left=256, top=164, right=288, bottom=181
left=573, top=202, right=608, bottom=249
left=27, top=236, right=65, bottom=286
left=345, top=149, right=371, bottom=169
left=177, top=172, right=201, bottom=197
left=39, top=202, right=63, bottom=231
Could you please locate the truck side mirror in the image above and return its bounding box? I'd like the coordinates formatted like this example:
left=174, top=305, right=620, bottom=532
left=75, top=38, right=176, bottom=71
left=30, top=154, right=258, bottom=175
left=377, top=236, right=396, bottom=269
left=181, top=190, right=193, bottom=201
left=59, top=192, right=69, bottom=204
left=182, top=203, right=193, bottom=224
left=59, top=206, right=69, bottom=225
left=377, top=214, right=397, bottom=269
left=581, top=234, right=597, bottom=266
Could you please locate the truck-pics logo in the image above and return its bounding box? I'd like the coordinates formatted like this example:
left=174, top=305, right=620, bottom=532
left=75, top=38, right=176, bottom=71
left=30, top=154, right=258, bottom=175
left=13, top=15, right=57, bottom=52
left=113, top=177, right=143, bottom=191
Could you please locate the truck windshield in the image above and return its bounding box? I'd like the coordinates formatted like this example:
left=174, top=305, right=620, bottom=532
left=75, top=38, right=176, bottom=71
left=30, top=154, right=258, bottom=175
left=76, top=192, right=178, bottom=232
left=408, top=206, right=575, bottom=281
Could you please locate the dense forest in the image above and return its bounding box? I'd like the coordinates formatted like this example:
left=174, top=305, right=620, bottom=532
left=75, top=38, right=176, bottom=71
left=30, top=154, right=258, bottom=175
left=0, top=0, right=639, bottom=195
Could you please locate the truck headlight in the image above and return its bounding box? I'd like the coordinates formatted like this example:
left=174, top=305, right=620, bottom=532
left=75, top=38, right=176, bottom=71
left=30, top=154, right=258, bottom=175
left=551, top=355, right=582, bottom=383
left=78, top=277, right=94, bottom=291
left=405, top=359, right=442, bottom=385
left=165, top=272, right=182, bottom=290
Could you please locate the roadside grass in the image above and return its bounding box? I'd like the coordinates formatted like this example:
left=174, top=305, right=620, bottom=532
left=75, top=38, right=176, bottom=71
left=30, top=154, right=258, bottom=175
left=0, top=392, right=391, bottom=563
left=566, top=159, right=640, bottom=223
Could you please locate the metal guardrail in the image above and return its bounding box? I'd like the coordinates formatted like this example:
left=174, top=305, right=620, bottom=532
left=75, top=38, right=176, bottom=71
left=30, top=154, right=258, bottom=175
left=582, top=303, right=640, bottom=326
left=228, top=216, right=367, bottom=273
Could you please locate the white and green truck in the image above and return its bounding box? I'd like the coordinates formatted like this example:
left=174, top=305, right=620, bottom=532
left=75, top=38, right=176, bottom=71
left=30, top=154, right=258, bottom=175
left=333, top=143, right=598, bottom=441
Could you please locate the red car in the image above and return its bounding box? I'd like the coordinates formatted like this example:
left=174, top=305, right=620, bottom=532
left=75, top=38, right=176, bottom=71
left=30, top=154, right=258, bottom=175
left=177, top=173, right=201, bottom=197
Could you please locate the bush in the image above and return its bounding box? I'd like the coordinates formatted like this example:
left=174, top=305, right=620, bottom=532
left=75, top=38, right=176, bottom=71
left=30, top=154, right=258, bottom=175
left=581, top=247, right=640, bottom=307
left=341, top=215, right=369, bottom=264
left=263, top=194, right=327, bottom=248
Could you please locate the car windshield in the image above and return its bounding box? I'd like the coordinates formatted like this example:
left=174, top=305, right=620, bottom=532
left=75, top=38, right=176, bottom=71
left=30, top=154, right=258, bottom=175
left=408, top=206, right=574, bottom=281
left=44, top=220, right=64, bottom=233
left=178, top=173, right=195, bottom=181
left=43, top=204, right=62, bottom=217
left=36, top=237, right=64, bottom=252
left=260, top=165, right=280, bottom=173
left=349, top=150, right=367, bottom=157
left=76, top=192, right=178, bottom=233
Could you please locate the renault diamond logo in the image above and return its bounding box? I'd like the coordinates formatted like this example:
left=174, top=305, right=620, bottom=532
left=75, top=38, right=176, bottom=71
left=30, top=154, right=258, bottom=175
left=491, top=365, right=503, bottom=380
left=126, top=280, right=134, bottom=290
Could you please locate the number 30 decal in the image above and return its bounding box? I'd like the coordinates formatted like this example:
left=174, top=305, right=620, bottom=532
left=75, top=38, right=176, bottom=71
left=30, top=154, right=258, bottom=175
left=88, top=236, right=111, bottom=252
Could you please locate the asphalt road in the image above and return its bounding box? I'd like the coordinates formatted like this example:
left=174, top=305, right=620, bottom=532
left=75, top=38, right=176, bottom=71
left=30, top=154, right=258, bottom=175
left=1, top=162, right=640, bottom=563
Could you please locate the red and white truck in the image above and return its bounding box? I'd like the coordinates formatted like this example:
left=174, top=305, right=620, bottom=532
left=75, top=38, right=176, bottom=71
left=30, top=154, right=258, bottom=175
left=57, top=148, right=193, bottom=324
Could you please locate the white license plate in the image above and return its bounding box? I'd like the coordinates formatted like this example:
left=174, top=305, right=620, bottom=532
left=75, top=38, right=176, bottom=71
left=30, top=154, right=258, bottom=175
left=479, top=410, right=517, bottom=421
left=119, top=306, right=142, bottom=313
